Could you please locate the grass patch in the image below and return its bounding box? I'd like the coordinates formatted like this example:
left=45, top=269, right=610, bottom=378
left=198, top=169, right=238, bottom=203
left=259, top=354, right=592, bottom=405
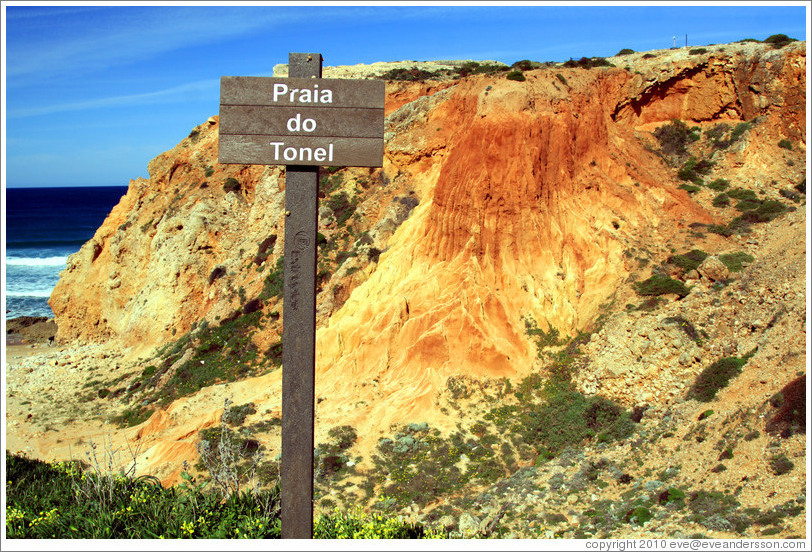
left=718, top=252, right=753, bottom=272
left=5, top=452, right=440, bottom=539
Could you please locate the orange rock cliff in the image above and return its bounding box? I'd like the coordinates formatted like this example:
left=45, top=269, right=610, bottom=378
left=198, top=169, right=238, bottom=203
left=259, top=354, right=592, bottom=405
left=47, top=42, right=806, bottom=473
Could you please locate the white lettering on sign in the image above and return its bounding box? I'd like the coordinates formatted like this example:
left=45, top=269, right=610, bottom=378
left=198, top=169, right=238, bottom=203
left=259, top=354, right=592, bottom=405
left=270, top=142, right=334, bottom=163
left=273, top=83, right=334, bottom=104
left=286, top=113, right=317, bottom=132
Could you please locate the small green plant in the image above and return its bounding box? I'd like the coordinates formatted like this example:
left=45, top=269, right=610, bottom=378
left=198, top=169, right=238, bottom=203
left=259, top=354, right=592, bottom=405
left=635, top=274, right=690, bottom=298
left=616, top=48, right=635, bottom=55
left=707, top=178, right=730, bottom=191
left=769, top=453, right=794, bottom=475
left=653, top=119, right=694, bottom=157
left=556, top=73, right=568, bottom=86
left=689, top=48, right=708, bottom=55
left=712, top=193, right=730, bottom=207
left=678, top=156, right=714, bottom=185
left=764, top=34, right=797, bottom=49
left=506, top=70, right=526, bottom=82
left=224, top=177, right=241, bottom=193
left=687, top=353, right=753, bottom=402
left=718, top=252, right=753, bottom=272
left=730, top=122, right=752, bottom=141
left=778, top=139, right=793, bottom=150
left=659, top=487, right=686, bottom=506
left=626, top=506, right=652, bottom=525
left=667, top=249, right=708, bottom=272
left=698, top=409, right=714, bottom=421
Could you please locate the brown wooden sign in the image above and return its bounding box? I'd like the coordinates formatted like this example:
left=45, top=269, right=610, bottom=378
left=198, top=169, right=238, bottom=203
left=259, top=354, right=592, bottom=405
left=219, top=76, right=384, bottom=167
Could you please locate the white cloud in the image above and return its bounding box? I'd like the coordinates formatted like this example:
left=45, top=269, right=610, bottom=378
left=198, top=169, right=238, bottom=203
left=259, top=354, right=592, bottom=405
left=6, top=77, right=221, bottom=118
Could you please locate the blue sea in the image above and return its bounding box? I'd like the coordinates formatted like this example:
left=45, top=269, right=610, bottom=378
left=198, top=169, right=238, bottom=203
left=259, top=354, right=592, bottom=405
left=5, top=186, right=128, bottom=320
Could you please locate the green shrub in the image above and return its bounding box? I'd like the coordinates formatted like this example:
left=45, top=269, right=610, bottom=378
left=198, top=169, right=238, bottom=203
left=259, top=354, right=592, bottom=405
left=764, top=34, right=797, bottom=49
left=659, top=487, right=687, bottom=506
left=520, top=380, right=635, bottom=461
left=779, top=188, right=802, bottom=202
left=224, top=402, right=257, bottom=426
left=511, top=59, right=538, bottom=71
left=718, top=252, right=753, bottom=272
left=712, top=193, right=730, bottom=207
left=778, top=139, right=793, bottom=150
left=689, top=48, right=708, bottom=55
left=653, top=119, right=694, bottom=157
left=381, top=67, right=443, bottom=81
left=506, top=70, right=526, bottom=82
left=315, top=508, right=438, bottom=538
left=224, top=178, right=241, bottom=193
left=687, top=355, right=751, bottom=402
left=678, top=156, right=714, bottom=185
left=707, top=178, right=730, bottom=191
left=718, top=446, right=734, bottom=461
left=679, top=183, right=701, bottom=194
left=726, top=188, right=757, bottom=201
left=642, top=53, right=657, bottom=59
left=626, top=507, right=652, bottom=525
left=562, top=57, right=613, bottom=69
left=667, top=249, right=708, bottom=271
left=769, top=454, right=794, bottom=475
left=730, top=122, right=752, bottom=142
left=635, top=274, right=690, bottom=298
left=616, top=48, right=635, bottom=55
left=556, top=73, right=568, bottom=86
left=208, top=266, right=227, bottom=284
left=328, top=192, right=358, bottom=226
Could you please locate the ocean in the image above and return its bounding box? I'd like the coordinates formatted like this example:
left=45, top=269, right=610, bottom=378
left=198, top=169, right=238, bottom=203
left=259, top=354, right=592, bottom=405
left=5, top=186, right=129, bottom=320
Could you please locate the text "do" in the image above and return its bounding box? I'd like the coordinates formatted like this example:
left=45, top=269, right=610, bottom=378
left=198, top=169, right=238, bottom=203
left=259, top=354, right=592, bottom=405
left=287, top=113, right=317, bottom=132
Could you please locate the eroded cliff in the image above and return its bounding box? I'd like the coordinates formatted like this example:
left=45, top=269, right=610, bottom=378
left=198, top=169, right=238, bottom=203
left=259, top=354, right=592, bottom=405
left=44, top=41, right=806, bottom=495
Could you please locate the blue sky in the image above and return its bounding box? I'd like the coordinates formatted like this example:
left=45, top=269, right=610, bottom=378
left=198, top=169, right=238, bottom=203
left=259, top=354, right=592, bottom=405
left=2, top=2, right=808, bottom=188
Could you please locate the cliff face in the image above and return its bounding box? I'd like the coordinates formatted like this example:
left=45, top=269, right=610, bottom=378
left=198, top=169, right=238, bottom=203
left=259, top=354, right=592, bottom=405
left=48, top=41, right=805, bottom=465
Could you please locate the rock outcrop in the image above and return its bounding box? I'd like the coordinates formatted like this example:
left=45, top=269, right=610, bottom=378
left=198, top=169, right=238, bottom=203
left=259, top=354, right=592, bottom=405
left=45, top=40, right=806, bottom=479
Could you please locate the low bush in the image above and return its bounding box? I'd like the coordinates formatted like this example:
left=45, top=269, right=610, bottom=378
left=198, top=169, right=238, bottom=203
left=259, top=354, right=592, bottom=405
left=635, top=274, right=690, bottom=298
left=506, top=70, right=526, bottom=82
left=562, top=57, right=614, bottom=69
left=769, top=453, right=794, bottom=475
left=381, top=67, right=443, bottom=81
left=764, top=34, right=797, bottom=49
left=707, top=178, right=730, bottom=191
left=687, top=353, right=753, bottom=402
left=689, top=48, right=708, bottom=55
left=730, top=122, right=752, bottom=142
left=653, top=119, right=695, bottom=157
left=712, top=193, right=730, bottom=207
left=718, top=252, right=753, bottom=272
left=778, top=139, right=793, bottom=150
left=208, top=266, right=227, bottom=284
left=616, top=48, right=635, bottom=56
left=224, top=178, right=241, bottom=193
left=667, top=249, right=708, bottom=272
left=678, top=156, right=714, bottom=185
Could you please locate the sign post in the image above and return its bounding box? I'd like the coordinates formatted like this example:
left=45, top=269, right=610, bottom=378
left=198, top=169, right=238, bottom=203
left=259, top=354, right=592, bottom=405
left=218, top=53, right=384, bottom=539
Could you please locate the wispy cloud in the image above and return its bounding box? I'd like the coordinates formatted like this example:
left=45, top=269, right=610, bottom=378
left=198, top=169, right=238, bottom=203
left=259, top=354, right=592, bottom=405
left=5, top=6, right=323, bottom=84
left=6, top=78, right=221, bottom=118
